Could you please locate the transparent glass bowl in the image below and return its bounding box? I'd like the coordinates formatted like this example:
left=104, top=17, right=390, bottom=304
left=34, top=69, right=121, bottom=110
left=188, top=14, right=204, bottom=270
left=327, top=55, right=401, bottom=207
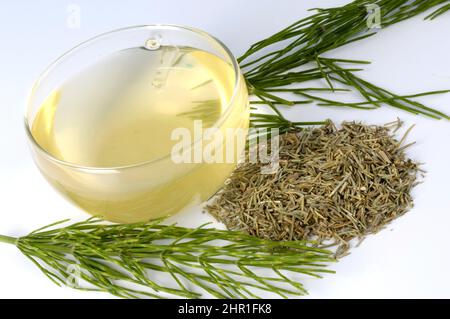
left=25, top=25, right=249, bottom=223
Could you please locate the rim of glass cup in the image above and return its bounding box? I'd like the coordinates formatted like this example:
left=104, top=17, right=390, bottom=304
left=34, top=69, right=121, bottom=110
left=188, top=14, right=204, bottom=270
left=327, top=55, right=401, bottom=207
left=24, top=24, right=245, bottom=172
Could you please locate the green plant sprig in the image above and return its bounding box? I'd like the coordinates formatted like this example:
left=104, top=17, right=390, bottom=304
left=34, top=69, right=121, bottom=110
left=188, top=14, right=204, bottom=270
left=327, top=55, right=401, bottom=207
left=240, top=0, right=450, bottom=127
left=240, top=0, right=450, bottom=75
left=0, top=218, right=335, bottom=299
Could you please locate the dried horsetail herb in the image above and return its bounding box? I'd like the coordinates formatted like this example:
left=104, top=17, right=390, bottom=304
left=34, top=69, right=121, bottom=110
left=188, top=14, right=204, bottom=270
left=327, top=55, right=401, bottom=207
left=207, top=120, right=421, bottom=257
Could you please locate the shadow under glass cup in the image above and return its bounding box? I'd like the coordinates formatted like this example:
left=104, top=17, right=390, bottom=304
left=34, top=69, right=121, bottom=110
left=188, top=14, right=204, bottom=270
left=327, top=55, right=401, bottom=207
left=25, top=25, right=249, bottom=223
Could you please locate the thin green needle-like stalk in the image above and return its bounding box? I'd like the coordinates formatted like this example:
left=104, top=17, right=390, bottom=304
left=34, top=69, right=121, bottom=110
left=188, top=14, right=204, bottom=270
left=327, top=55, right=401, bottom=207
left=0, top=235, right=16, bottom=245
left=241, top=0, right=450, bottom=129
left=0, top=218, right=335, bottom=299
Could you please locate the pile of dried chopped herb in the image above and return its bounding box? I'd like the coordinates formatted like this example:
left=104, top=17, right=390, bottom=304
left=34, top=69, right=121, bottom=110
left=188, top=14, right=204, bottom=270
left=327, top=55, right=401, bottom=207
left=207, top=120, right=421, bottom=256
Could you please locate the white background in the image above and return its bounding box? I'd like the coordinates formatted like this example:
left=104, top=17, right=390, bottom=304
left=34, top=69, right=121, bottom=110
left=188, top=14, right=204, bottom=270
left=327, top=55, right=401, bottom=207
left=0, top=0, right=449, bottom=298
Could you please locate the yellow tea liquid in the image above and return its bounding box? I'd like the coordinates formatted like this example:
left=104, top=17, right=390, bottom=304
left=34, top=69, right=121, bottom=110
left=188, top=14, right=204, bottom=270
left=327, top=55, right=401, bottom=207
left=29, top=46, right=249, bottom=222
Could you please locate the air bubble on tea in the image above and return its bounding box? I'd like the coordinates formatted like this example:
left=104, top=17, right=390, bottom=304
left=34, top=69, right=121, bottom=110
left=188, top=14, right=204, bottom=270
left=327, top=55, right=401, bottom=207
left=145, top=37, right=161, bottom=51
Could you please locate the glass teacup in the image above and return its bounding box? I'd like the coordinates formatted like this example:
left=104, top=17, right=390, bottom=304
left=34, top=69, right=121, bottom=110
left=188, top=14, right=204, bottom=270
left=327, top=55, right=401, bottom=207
left=25, top=25, right=249, bottom=223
